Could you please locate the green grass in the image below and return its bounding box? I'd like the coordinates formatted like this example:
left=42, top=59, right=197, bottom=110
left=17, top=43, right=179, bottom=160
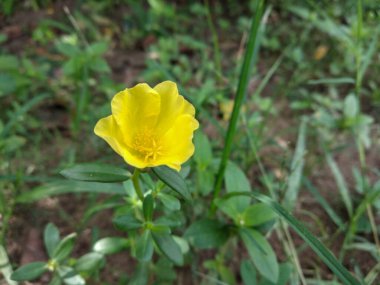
left=1, top=0, right=380, bottom=284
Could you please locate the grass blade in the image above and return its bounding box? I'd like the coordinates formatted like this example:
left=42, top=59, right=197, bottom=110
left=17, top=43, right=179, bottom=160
left=284, top=118, right=307, bottom=209
left=304, top=178, right=345, bottom=229
left=211, top=0, right=265, bottom=214
left=326, top=153, right=353, bottom=217
left=222, top=191, right=361, bottom=285
left=307, top=78, right=355, bottom=85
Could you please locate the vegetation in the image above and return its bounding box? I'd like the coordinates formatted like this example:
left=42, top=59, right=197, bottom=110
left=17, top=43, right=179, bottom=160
left=1, top=0, right=379, bottom=284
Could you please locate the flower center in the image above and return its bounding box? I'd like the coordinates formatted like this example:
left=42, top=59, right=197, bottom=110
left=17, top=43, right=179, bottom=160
left=133, top=129, right=162, bottom=162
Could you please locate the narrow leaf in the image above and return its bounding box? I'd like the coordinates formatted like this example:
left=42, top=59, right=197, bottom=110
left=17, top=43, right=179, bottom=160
left=75, top=252, right=104, bottom=272
left=93, top=237, right=129, bottom=255
left=284, top=118, right=307, bottom=209
left=152, top=166, right=191, bottom=201
left=151, top=231, right=183, bottom=265
left=16, top=181, right=125, bottom=203
left=304, top=178, right=344, bottom=228
left=136, top=230, right=154, bottom=262
left=11, top=262, right=47, bottom=281
left=44, top=223, right=60, bottom=258
left=52, top=233, right=77, bottom=262
left=143, top=194, right=154, bottom=222
left=113, top=214, right=142, bottom=232
left=307, top=77, right=355, bottom=85
left=326, top=153, right=353, bottom=216
left=60, top=163, right=131, bottom=183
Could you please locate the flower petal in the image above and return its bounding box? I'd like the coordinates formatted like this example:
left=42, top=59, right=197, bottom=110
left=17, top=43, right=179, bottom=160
left=94, top=115, right=148, bottom=169
left=157, top=114, right=199, bottom=170
left=112, top=83, right=161, bottom=139
left=154, top=81, right=195, bottom=136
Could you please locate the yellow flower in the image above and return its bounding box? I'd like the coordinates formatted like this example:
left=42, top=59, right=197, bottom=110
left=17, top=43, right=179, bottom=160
left=94, top=81, right=199, bottom=171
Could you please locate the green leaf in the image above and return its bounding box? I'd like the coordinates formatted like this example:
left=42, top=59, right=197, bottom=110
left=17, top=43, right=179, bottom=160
left=194, top=131, right=213, bottom=167
left=260, top=262, right=292, bottom=285
left=152, top=166, right=191, bottom=201
left=16, top=181, right=125, bottom=203
left=214, top=198, right=240, bottom=220
left=222, top=191, right=361, bottom=285
left=44, top=223, right=60, bottom=258
left=173, top=236, right=190, bottom=255
left=151, top=231, right=183, bottom=265
left=216, top=163, right=251, bottom=221
left=326, top=152, right=353, bottom=216
left=344, top=94, right=359, bottom=119
left=129, top=262, right=149, bottom=285
left=143, top=194, right=154, bottom=222
left=0, top=55, right=18, bottom=71
left=243, top=203, right=277, bottom=226
left=284, top=118, right=307, bottom=209
left=240, top=260, right=257, bottom=285
left=11, top=262, right=47, bottom=281
left=0, top=245, right=18, bottom=285
left=113, top=214, right=143, bottom=231
left=136, top=230, right=154, bottom=262
left=60, top=163, right=131, bottom=183
left=55, top=42, right=80, bottom=57
left=240, top=228, right=279, bottom=283
left=75, top=252, right=104, bottom=272
left=224, top=161, right=251, bottom=211
left=52, top=233, right=77, bottom=262
left=196, top=168, right=214, bottom=195
left=49, top=274, right=62, bottom=285
left=87, top=42, right=108, bottom=56
left=90, top=58, right=110, bottom=73
left=157, top=192, right=180, bottom=211
left=184, top=218, right=229, bottom=249
left=155, top=213, right=184, bottom=228
left=57, top=266, right=85, bottom=285
left=93, top=237, right=129, bottom=255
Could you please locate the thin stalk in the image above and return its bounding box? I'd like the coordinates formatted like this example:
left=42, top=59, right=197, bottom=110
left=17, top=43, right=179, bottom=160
left=210, top=0, right=264, bottom=215
left=204, top=0, right=222, bottom=80
left=367, top=206, right=380, bottom=256
left=74, top=65, right=89, bottom=132
left=132, top=169, right=144, bottom=201
left=355, top=0, right=363, bottom=98
left=63, top=6, right=89, bottom=47
left=282, top=221, right=308, bottom=285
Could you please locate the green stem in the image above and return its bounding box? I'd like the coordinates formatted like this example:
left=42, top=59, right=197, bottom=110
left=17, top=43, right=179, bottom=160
left=132, top=169, right=144, bottom=201
left=210, top=0, right=264, bottom=215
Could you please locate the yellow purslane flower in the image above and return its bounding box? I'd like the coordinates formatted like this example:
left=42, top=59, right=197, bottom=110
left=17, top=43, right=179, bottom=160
left=94, top=81, right=199, bottom=171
